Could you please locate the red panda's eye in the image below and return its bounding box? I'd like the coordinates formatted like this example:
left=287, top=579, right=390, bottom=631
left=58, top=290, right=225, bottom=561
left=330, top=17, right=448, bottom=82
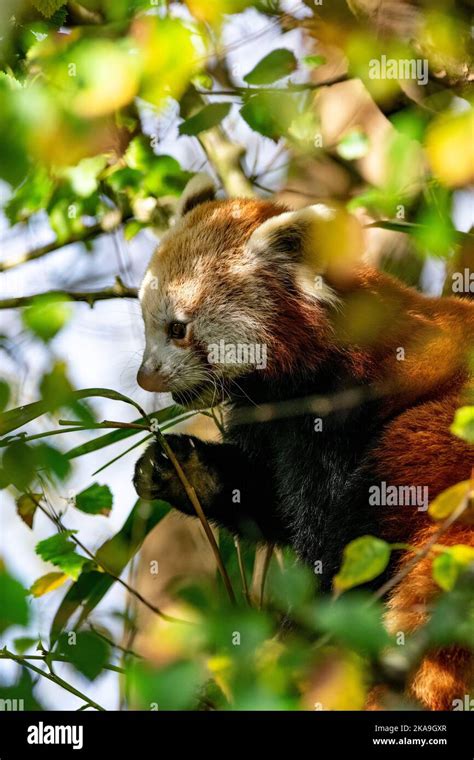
left=168, top=321, right=188, bottom=341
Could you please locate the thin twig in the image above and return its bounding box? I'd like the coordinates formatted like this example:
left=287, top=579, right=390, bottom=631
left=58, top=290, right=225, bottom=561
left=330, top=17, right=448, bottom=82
left=88, top=624, right=143, bottom=660
left=234, top=537, right=251, bottom=606
left=1, top=652, right=124, bottom=674
left=233, top=386, right=386, bottom=425
left=156, top=430, right=236, bottom=604
left=259, top=544, right=274, bottom=609
left=0, top=650, right=106, bottom=711
left=0, top=224, right=103, bottom=273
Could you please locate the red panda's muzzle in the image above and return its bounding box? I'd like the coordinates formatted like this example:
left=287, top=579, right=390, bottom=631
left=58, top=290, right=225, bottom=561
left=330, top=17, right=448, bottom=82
left=137, top=365, right=170, bottom=393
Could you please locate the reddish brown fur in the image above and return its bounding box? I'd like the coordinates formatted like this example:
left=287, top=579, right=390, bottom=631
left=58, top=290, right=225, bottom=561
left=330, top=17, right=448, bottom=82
left=330, top=270, right=474, bottom=710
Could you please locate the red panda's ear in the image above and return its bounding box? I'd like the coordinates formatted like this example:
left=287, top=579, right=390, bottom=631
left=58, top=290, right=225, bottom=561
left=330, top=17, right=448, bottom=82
left=178, top=173, right=216, bottom=217
left=248, top=204, right=364, bottom=275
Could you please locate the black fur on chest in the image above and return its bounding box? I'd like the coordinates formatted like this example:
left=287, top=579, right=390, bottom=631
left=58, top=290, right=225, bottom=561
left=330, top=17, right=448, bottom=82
left=225, top=368, right=387, bottom=589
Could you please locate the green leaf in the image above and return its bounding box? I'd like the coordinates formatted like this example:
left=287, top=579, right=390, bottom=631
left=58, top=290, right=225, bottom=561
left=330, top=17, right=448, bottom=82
left=125, top=136, right=156, bottom=170
left=40, top=361, right=74, bottom=409
left=13, top=636, right=39, bottom=654
left=0, top=386, right=147, bottom=436
left=22, top=294, right=73, bottom=342
left=0, top=78, right=29, bottom=186
left=5, top=168, right=54, bottom=224
left=302, top=55, right=326, bottom=68
left=128, top=660, right=204, bottom=710
left=428, top=481, right=473, bottom=524
left=425, top=571, right=474, bottom=648
left=0, top=380, right=10, bottom=413
left=143, top=156, right=193, bottom=196
left=3, top=442, right=69, bottom=489
left=333, top=536, right=391, bottom=592
left=57, top=631, right=109, bottom=681
left=16, top=493, right=42, bottom=529
left=412, top=205, right=457, bottom=258
left=61, top=155, right=107, bottom=198
left=124, top=220, right=146, bottom=240
left=337, top=130, right=369, bottom=160
left=2, top=442, right=37, bottom=490
left=266, top=549, right=316, bottom=610
left=0, top=670, right=43, bottom=710
left=106, top=167, right=143, bottom=194
left=311, top=594, right=391, bottom=656
left=50, top=499, right=171, bottom=643
left=432, top=545, right=474, bottom=591
left=0, top=568, right=29, bottom=633
left=240, top=91, right=300, bottom=140
left=35, top=531, right=90, bottom=580
left=29, top=572, right=68, bottom=597
left=35, top=443, right=71, bottom=481
left=243, top=49, right=297, bottom=85
left=179, top=103, right=232, bottom=136
left=31, top=0, right=68, bottom=18
left=75, top=483, right=113, bottom=516
left=451, top=406, right=474, bottom=444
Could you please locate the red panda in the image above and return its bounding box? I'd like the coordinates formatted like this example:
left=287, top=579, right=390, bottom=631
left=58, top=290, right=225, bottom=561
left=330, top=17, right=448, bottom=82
left=134, top=174, right=474, bottom=710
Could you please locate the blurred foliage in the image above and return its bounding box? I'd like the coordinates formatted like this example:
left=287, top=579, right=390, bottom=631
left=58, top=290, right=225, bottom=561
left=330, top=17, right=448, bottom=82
left=0, top=0, right=473, bottom=712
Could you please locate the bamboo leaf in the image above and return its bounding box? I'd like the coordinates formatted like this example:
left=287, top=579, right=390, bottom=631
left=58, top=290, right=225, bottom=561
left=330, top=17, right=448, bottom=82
left=0, top=387, right=146, bottom=436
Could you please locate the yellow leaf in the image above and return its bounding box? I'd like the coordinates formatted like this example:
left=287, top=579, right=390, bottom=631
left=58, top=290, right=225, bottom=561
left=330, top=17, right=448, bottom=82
left=432, top=545, right=474, bottom=591
left=428, top=481, right=474, bottom=524
left=448, top=545, right=474, bottom=565
left=301, top=650, right=367, bottom=711
left=132, top=17, right=199, bottom=107
left=29, top=572, right=68, bottom=597
left=426, top=111, right=474, bottom=188
left=16, top=493, right=42, bottom=529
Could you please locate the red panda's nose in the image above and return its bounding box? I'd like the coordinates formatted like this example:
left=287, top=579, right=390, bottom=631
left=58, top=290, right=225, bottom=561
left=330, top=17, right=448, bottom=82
left=137, top=365, right=169, bottom=393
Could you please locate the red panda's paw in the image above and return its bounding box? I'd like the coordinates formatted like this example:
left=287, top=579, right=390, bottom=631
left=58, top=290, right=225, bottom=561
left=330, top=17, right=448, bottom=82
left=133, top=435, right=219, bottom=513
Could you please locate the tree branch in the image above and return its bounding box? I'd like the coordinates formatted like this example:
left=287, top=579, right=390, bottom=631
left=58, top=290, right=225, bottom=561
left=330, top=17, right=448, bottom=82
left=0, top=224, right=103, bottom=273
left=0, top=277, right=138, bottom=310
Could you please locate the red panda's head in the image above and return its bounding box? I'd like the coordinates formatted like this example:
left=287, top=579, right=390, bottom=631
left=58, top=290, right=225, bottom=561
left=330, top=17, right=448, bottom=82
left=137, top=175, right=363, bottom=408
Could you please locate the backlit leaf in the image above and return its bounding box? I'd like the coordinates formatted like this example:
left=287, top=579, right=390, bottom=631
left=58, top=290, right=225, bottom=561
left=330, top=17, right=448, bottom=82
left=333, top=536, right=391, bottom=592
left=16, top=493, right=42, bottom=529
left=75, top=483, right=113, bottom=516
left=243, top=49, right=297, bottom=85
left=179, top=103, right=232, bottom=136
left=0, top=568, right=29, bottom=633
left=30, top=572, right=68, bottom=597
left=428, top=481, right=474, bottom=524
left=35, top=531, right=90, bottom=580
left=22, top=294, right=72, bottom=342
left=57, top=631, right=110, bottom=680
left=451, top=406, right=474, bottom=444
